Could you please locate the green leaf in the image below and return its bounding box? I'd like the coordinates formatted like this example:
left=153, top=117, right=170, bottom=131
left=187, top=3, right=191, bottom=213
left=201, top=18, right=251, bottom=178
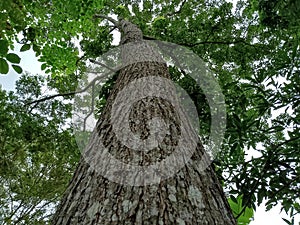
left=33, top=44, right=40, bottom=55
left=0, top=58, right=9, bottom=74
left=6, top=53, right=21, bottom=64
left=12, top=65, right=23, bottom=74
left=266, top=204, right=273, bottom=211
left=228, top=195, right=254, bottom=225
left=20, top=44, right=31, bottom=52
left=230, top=195, right=238, bottom=204
left=41, top=63, right=47, bottom=71
left=282, top=218, right=291, bottom=225
left=257, top=189, right=265, bottom=206
left=0, top=40, right=9, bottom=55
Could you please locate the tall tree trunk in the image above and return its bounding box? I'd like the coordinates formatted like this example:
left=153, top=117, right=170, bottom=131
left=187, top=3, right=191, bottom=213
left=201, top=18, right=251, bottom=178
left=51, top=19, right=237, bottom=225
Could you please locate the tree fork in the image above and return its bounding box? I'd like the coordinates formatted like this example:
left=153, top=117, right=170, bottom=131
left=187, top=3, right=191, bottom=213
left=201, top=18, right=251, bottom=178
left=51, top=18, right=237, bottom=225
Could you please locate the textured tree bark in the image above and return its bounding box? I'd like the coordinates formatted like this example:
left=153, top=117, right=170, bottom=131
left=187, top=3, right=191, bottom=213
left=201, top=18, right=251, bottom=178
left=51, top=19, right=237, bottom=225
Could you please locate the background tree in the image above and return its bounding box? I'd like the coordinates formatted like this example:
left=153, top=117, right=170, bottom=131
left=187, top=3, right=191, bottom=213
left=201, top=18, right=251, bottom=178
left=0, top=73, right=80, bottom=224
left=0, top=0, right=299, bottom=224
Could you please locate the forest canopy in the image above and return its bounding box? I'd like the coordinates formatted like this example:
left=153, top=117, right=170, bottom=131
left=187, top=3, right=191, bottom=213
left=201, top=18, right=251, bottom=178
left=0, top=0, right=299, bottom=224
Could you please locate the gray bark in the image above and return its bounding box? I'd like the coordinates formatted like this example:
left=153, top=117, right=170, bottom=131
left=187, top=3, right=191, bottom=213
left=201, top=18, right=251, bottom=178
left=51, top=19, right=237, bottom=225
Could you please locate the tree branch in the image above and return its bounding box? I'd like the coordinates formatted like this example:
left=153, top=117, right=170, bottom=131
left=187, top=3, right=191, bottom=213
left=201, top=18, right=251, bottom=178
left=109, top=25, right=117, bottom=34
left=234, top=136, right=295, bottom=220
left=89, top=59, right=118, bottom=72
left=142, top=35, right=258, bottom=51
left=179, top=39, right=255, bottom=47
left=25, top=66, right=121, bottom=106
left=76, top=55, right=86, bottom=66
left=83, top=82, right=95, bottom=132
left=235, top=160, right=269, bottom=220
left=143, top=35, right=157, bottom=40
left=93, top=14, right=120, bottom=27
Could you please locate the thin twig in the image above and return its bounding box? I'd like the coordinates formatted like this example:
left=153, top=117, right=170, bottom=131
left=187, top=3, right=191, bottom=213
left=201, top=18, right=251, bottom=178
left=179, top=39, right=256, bottom=47
left=235, top=159, right=270, bottom=219
left=165, top=0, right=187, bottom=17
left=83, top=82, right=95, bottom=132
left=76, top=55, right=86, bottom=66
left=235, top=136, right=299, bottom=219
left=89, top=59, right=118, bottom=72
left=109, top=26, right=117, bottom=34
left=25, top=66, right=121, bottom=106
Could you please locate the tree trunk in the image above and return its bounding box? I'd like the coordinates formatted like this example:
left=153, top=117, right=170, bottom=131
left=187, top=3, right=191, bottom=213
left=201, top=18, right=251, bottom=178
left=51, top=19, right=237, bottom=225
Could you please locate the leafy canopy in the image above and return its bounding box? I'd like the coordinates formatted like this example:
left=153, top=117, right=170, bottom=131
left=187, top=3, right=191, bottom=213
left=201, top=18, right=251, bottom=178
left=0, top=0, right=299, bottom=224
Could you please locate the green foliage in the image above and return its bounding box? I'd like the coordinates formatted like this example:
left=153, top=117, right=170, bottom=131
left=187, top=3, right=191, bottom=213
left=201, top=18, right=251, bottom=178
left=80, top=26, right=113, bottom=58
left=255, top=0, right=300, bottom=29
left=0, top=73, right=80, bottom=224
left=0, top=58, right=9, bottom=74
left=20, top=44, right=31, bottom=52
left=0, top=40, right=22, bottom=74
left=95, top=70, right=119, bottom=117
left=228, top=195, right=254, bottom=224
left=152, top=16, right=167, bottom=29
left=12, top=65, right=22, bottom=74
left=0, top=40, right=9, bottom=55
left=6, top=53, right=20, bottom=64
left=115, top=5, right=131, bottom=19
left=0, top=0, right=105, bottom=74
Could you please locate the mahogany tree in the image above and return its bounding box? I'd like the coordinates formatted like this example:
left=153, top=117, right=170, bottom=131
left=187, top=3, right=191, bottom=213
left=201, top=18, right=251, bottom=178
left=51, top=17, right=237, bottom=224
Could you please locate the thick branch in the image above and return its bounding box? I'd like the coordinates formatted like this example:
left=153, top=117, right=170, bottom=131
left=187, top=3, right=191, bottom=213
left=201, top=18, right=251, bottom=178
left=93, top=14, right=120, bottom=28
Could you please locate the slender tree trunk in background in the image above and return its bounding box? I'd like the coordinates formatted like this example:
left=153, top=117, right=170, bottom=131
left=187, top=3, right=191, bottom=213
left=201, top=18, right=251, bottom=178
left=51, top=19, right=237, bottom=225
